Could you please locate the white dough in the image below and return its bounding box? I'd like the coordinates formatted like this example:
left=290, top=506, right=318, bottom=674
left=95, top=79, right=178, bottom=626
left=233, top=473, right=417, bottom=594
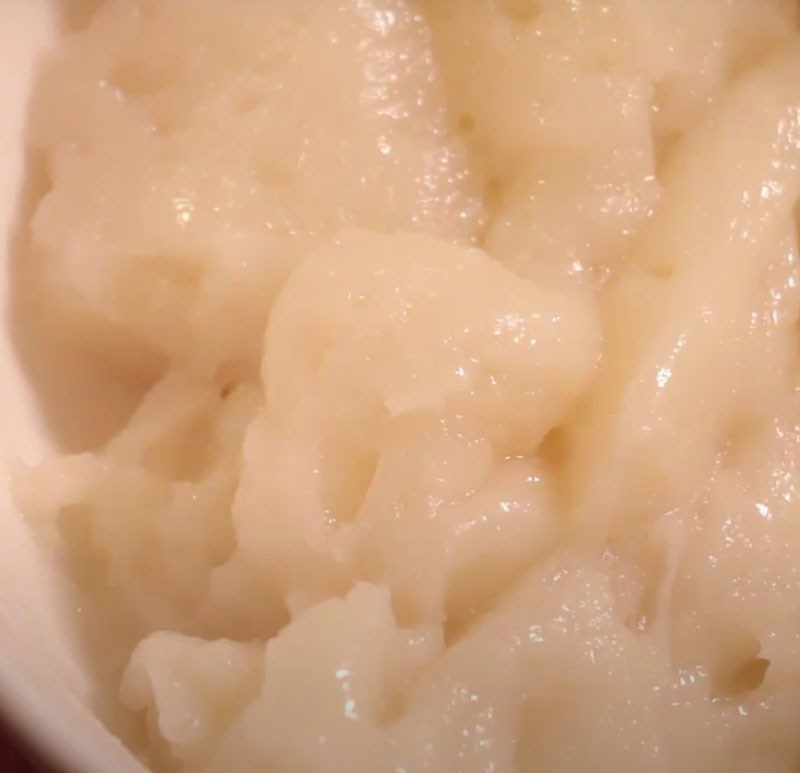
left=16, top=1, right=800, bottom=771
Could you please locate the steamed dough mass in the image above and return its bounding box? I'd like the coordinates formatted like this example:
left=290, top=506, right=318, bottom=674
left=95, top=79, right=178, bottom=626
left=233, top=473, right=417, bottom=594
left=17, top=0, right=800, bottom=771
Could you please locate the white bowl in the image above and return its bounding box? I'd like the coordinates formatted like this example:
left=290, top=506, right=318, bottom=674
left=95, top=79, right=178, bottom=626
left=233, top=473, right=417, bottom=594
left=0, top=3, right=142, bottom=771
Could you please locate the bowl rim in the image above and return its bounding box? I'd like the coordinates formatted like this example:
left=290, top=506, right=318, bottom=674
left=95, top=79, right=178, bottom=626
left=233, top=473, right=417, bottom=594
left=0, top=651, right=142, bottom=773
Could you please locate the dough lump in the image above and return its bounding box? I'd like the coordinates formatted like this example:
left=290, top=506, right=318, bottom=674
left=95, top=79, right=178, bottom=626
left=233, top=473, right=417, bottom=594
left=17, top=1, right=800, bottom=771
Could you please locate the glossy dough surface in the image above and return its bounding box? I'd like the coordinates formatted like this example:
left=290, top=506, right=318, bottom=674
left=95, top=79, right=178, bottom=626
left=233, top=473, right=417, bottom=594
left=18, top=1, right=800, bottom=771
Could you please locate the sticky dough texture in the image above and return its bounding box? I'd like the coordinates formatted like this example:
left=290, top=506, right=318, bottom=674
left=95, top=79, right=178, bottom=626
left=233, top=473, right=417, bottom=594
left=17, top=1, right=800, bottom=771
